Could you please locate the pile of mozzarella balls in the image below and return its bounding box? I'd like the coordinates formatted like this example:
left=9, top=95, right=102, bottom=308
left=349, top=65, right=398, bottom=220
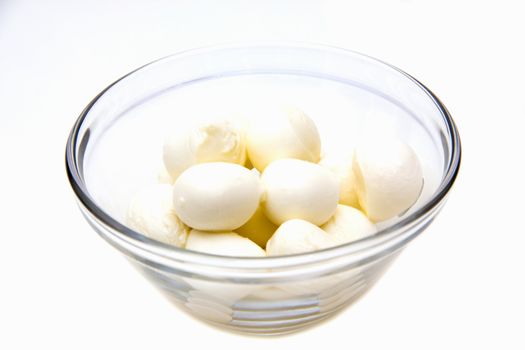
left=126, top=105, right=423, bottom=257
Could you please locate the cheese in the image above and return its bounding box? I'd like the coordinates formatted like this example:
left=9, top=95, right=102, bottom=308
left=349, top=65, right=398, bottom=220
left=173, top=162, right=261, bottom=231
left=354, top=138, right=423, bottom=222
left=246, top=105, right=321, bottom=171
left=126, top=184, right=188, bottom=247
left=266, top=219, right=334, bottom=256
left=186, top=230, right=266, bottom=257
left=322, top=205, right=376, bottom=244
left=261, top=159, right=339, bottom=226
left=163, top=119, right=246, bottom=181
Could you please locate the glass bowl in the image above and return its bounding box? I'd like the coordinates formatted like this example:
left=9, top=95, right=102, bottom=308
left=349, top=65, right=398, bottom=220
left=66, top=43, right=461, bottom=336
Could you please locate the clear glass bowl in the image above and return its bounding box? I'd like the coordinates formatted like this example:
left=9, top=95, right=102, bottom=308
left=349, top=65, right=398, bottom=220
left=66, top=43, right=461, bottom=335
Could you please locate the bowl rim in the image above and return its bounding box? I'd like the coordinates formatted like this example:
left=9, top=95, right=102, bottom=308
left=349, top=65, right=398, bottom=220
left=65, top=42, right=461, bottom=269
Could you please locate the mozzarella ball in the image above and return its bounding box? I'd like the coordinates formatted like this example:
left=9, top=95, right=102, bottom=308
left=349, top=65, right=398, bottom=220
left=183, top=230, right=265, bottom=305
left=235, top=206, right=277, bottom=248
left=261, top=159, right=339, bottom=226
left=266, top=219, right=334, bottom=256
left=353, top=138, right=423, bottom=222
left=246, top=105, right=321, bottom=171
left=126, top=184, right=188, bottom=247
left=163, top=119, right=246, bottom=181
left=173, top=162, right=261, bottom=231
left=319, top=150, right=360, bottom=208
left=322, top=205, right=376, bottom=244
left=186, top=230, right=266, bottom=257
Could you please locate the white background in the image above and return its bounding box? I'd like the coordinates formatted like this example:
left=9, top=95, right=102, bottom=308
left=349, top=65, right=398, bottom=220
left=1, top=1, right=524, bottom=349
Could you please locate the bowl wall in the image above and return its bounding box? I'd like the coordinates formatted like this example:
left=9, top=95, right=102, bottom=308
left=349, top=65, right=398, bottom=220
left=67, top=44, right=460, bottom=335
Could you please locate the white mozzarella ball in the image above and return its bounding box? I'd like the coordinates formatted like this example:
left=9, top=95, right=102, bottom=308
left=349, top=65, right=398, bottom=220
left=261, top=159, right=339, bottom=226
left=322, top=205, right=376, bottom=244
left=266, top=219, right=334, bottom=256
left=163, top=119, right=246, bottom=181
left=173, top=162, right=261, bottom=231
left=126, top=184, right=188, bottom=247
left=353, top=138, right=423, bottom=222
left=246, top=105, right=321, bottom=171
left=319, top=150, right=360, bottom=208
left=186, top=230, right=266, bottom=257
left=183, top=230, right=265, bottom=306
